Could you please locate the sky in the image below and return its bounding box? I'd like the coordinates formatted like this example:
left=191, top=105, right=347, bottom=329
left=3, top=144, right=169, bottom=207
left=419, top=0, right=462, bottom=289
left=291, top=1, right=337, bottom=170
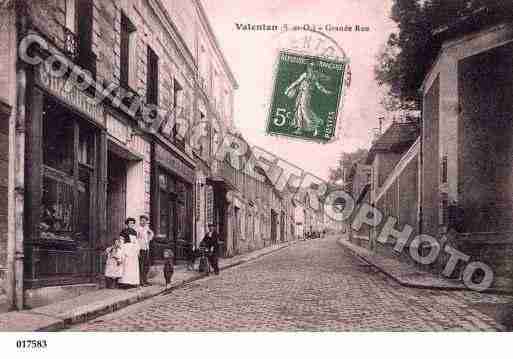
left=201, top=0, right=397, bottom=181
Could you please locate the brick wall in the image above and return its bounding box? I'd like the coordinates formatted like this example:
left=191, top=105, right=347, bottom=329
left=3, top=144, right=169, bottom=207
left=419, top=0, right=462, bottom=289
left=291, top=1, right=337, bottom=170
left=372, top=150, right=419, bottom=256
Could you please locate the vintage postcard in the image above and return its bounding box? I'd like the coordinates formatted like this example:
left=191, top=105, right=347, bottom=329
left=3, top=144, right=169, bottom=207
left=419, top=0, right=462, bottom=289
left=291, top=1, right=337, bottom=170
left=1, top=0, right=513, bottom=357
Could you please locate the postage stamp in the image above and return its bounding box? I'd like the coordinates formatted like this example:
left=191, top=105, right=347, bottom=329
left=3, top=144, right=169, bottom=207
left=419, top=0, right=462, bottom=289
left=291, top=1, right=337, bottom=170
left=266, top=50, right=348, bottom=143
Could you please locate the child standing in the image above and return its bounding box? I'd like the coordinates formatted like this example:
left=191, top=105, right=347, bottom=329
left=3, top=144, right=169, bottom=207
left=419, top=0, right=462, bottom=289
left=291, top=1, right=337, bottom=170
left=163, top=249, right=174, bottom=289
left=105, top=237, right=123, bottom=289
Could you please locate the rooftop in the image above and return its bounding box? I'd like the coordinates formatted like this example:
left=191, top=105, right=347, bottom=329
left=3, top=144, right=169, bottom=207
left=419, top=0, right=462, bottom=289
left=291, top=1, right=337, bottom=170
left=366, top=121, right=419, bottom=164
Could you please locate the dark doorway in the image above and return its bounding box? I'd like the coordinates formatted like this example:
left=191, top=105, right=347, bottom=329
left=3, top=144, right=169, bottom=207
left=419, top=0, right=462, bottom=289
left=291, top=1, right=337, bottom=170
left=280, top=211, right=285, bottom=242
left=271, top=209, right=278, bottom=243
left=107, top=151, right=127, bottom=242
left=233, top=207, right=240, bottom=255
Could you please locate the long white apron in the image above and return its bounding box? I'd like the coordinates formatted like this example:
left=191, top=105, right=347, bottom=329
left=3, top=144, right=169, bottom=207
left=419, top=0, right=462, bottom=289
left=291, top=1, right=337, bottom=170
left=119, top=242, right=140, bottom=285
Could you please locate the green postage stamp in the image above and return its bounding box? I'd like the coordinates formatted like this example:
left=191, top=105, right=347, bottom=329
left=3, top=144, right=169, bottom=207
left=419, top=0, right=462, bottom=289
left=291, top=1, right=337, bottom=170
left=266, top=51, right=348, bottom=143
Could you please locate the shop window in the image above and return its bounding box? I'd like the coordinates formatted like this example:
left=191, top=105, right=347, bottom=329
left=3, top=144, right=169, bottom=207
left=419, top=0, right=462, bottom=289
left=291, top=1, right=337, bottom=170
left=43, top=107, right=74, bottom=176
left=40, top=98, right=96, bottom=242
left=441, top=156, right=448, bottom=184
left=158, top=171, right=175, bottom=242
left=159, top=190, right=170, bottom=240
left=78, top=124, right=94, bottom=167
left=440, top=194, right=448, bottom=226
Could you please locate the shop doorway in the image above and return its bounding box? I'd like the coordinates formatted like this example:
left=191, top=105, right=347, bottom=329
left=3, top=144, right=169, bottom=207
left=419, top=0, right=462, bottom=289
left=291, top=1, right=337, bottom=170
left=232, top=206, right=240, bottom=255
left=271, top=209, right=278, bottom=242
left=107, top=151, right=128, bottom=241
left=280, top=211, right=285, bottom=242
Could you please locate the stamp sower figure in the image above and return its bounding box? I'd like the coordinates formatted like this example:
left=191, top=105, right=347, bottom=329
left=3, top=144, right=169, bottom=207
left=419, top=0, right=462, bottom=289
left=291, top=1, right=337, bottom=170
left=104, top=236, right=123, bottom=289
left=201, top=224, right=220, bottom=275
left=118, top=230, right=140, bottom=289
left=137, top=214, right=154, bottom=286
left=284, top=62, right=332, bottom=136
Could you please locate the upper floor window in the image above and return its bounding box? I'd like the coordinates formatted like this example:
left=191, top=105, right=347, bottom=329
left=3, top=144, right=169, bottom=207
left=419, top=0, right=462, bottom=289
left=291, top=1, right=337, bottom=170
left=65, top=0, right=77, bottom=33
left=146, top=46, right=159, bottom=105
left=120, top=13, right=136, bottom=89
left=64, top=0, right=94, bottom=76
left=173, top=79, right=184, bottom=148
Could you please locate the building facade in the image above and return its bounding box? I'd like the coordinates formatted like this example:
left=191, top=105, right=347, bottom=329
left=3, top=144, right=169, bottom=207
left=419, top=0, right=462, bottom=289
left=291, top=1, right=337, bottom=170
left=0, top=0, right=295, bottom=310
left=419, top=10, right=513, bottom=290
left=346, top=8, right=513, bottom=291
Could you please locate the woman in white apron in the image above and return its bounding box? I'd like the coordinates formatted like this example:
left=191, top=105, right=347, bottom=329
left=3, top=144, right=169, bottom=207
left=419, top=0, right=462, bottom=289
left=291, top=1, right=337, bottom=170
left=119, top=233, right=140, bottom=288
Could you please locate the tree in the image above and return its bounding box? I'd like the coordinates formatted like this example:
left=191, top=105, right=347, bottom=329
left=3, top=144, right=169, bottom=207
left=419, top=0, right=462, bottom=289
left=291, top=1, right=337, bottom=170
left=375, top=0, right=510, bottom=111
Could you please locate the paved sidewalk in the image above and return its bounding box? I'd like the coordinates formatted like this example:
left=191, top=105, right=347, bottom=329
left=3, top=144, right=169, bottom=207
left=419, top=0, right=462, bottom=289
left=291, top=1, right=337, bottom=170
left=0, top=242, right=290, bottom=331
left=337, top=236, right=468, bottom=291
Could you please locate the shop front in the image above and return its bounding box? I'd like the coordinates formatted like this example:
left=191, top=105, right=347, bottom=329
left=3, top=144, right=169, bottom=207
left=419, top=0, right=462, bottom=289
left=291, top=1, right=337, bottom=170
left=24, top=66, right=107, bottom=291
left=105, top=112, right=150, bottom=243
left=151, top=143, right=194, bottom=263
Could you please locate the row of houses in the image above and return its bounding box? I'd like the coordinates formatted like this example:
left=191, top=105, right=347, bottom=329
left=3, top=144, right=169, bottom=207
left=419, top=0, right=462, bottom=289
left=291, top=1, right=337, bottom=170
left=346, top=7, right=513, bottom=292
left=0, top=0, right=297, bottom=310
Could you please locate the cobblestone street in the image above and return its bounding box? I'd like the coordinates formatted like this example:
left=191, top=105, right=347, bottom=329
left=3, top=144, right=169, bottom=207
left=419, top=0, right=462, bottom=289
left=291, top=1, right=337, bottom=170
left=68, top=237, right=513, bottom=331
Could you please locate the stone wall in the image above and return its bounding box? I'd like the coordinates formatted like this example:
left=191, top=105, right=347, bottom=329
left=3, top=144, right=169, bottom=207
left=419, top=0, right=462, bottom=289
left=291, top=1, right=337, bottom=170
left=458, top=41, right=513, bottom=233
left=421, top=76, right=440, bottom=237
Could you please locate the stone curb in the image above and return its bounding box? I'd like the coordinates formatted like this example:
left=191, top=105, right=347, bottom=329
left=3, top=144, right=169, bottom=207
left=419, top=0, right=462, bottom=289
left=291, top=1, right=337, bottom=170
left=338, top=237, right=513, bottom=294
left=336, top=238, right=471, bottom=292
left=0, top=243, right=291, bottom=332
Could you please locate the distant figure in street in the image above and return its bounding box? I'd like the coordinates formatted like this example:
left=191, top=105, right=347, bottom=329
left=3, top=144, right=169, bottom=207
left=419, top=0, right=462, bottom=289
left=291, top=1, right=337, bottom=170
left=163, top=249, right=174, bottom=289
left=137, top=215, right=154, bottom=286
left=201, top=224, right=220, bottom=275
left=198, top=238, right=210, bottom=274
left=448, top=200, right=464, bottom=233
left=118, top=220, right=140, bottom=289
left=104, top=237, right=123, bottom=289
left=185, top=242, right=196, bottom=271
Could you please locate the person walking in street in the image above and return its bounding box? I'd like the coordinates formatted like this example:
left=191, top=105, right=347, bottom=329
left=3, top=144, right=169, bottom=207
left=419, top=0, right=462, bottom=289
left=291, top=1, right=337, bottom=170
left=201, top=224, right=220, bottom=275
left=104, top=237, right=123, bottom=289
left=198, top=238, right=210, bottom=274
left=163, top=249, right=174, bottom=289
left=185, top=242, right=196, bottom=271
left=137, top=214, right=154, bottom=286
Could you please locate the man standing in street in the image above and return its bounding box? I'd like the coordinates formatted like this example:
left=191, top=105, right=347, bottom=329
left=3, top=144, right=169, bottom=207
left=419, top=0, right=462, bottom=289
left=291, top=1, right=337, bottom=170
left=137, top=214, right=154, bottom=286
left=202, top=224, right=220, bottom=275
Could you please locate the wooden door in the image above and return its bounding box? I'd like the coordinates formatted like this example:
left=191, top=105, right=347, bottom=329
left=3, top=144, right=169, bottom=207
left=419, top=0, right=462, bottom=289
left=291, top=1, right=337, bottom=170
left=106, top=152, right=127, bottom=242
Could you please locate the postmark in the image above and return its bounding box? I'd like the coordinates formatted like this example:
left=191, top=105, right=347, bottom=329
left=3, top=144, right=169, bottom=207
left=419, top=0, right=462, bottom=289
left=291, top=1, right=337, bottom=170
left=265, top=29, right=350, bottom=143
left=266, top=50, right=347, bottom=142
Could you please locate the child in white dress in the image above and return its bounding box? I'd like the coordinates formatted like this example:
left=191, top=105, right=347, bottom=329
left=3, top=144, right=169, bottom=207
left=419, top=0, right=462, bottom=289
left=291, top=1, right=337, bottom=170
left=104, top=237, right=123, bottom=289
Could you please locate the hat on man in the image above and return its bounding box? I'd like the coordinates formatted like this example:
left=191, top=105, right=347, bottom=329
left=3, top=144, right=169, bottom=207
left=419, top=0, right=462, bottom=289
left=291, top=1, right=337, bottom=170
left=125, top=217, right=136, bottom=225
left=139, top=214, right=149, bottom=221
